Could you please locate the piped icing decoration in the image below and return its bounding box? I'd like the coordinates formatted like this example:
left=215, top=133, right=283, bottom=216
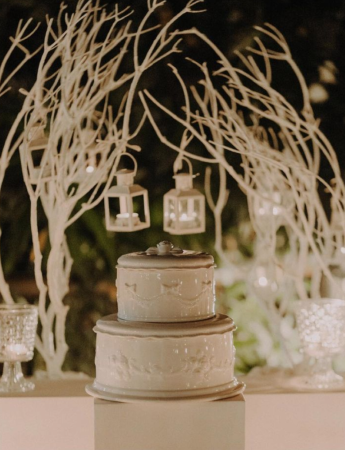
left=145, top=241, right=183, bottom=256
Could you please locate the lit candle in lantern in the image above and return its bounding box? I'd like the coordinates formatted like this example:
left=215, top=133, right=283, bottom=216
left=115, top=212, right=140, bottom=227
left=179, top=212, right=198, bottom=228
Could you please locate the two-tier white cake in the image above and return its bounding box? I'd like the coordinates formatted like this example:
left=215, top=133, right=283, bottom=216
left=86, top=241, right=244, bottom=401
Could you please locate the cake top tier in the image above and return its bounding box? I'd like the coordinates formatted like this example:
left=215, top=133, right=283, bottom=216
left=117, top=241, right=214, bottom=269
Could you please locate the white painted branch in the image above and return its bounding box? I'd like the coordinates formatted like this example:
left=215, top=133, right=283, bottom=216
left=18, top=0, right=207, bottom=377
left=142, top=22, right=345, bottom=367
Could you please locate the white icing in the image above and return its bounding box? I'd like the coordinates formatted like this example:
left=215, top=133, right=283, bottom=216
left=94, top=314, right=235, bottom=397
left=117, top=267, right=215, bottom=322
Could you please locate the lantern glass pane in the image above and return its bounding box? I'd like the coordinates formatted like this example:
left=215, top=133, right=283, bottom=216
left=107, top=197, right=123, bottom=228
left=166, top=198, right=176, bottom=228
left=107, top=196, right=137, bottom=228
left=132, top=194, right=147, bottom=224
left=177, top=198, right=201, bottom=230
left=107, top=193, right=149, bottom=229
left=31, top=149, right=46, bottom=168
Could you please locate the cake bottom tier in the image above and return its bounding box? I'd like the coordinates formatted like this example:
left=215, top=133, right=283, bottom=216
left=86, top=378, right=245, bottom=402
left=89, top=314, right=240, bottom=401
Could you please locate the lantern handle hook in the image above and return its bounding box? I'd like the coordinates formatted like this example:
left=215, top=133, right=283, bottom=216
left=114, top=151, right=138, bottom=176
left=173, top=155, right=193, bottom=176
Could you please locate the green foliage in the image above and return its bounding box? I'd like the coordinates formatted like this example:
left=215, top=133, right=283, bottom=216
left=217, top=280, right=289, bottom=374
left=62, top=286, right=116, bottom=376
left=66, top=204, right=118, bottom=284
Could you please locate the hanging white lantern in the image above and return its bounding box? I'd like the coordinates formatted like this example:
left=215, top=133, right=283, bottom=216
left=163, top=157, right=205, bottom=235
left=104, top=153, right=150, bottom=232
left=253, top=189, right=282, bottom=219
left=83, top=129, right=99, bottom=174
left=25, top=122, right=51, bottom=184
left=73, top=129, right=105, bottom=182
left=251, top=181, right=293, bottom=232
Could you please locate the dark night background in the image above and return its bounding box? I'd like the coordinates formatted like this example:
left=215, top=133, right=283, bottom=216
left=0, top=0, right=345, bottom=374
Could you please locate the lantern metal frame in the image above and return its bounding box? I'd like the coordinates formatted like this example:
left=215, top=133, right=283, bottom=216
left=104, top=153, right=150, bottom=232
left=163, top=157, right=205, bottom=235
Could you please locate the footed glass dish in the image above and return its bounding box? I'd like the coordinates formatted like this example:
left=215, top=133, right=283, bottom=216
left=295, top=298, right=345, bottom=389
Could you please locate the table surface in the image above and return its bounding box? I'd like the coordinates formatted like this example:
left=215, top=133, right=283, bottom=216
left=1, top=367, right=344, bottom=397
left=1, top=369, right=345, bottom=450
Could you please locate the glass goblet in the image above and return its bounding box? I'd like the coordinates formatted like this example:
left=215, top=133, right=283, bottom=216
left=295, top=298, right=345, bottom=389
left=0, top=304, right=38, bottom=392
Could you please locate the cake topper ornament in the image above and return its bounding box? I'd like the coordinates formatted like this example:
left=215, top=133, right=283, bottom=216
left=145, top=241, right=183, bottom=255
